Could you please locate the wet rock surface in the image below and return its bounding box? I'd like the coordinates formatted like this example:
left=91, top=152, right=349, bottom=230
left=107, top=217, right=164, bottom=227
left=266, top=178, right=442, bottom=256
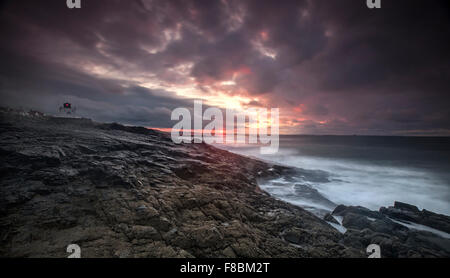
left=326, top=203, right=450, bottom=257
left=0, top=110, right=365, bottom=258
left=1, top=109, right=449, bottom=258
left=380, top=202, right=450, bottom=234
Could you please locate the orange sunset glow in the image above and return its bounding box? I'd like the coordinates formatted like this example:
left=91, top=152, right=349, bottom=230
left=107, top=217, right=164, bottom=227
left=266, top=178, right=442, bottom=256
left=0, top=0, right=448, bottom=136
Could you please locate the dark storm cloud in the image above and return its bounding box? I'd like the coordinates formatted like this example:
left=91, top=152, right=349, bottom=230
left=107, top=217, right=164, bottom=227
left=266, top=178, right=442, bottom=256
left=310, top=0, right=450, bottom=92
left=0, top=0, right=449, bottom=135
left=0, top=49, right=193, bottom=127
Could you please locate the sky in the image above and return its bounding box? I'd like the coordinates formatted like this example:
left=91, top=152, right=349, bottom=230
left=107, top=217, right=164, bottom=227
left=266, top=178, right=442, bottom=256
left=0, top=0, right=449, bottom=135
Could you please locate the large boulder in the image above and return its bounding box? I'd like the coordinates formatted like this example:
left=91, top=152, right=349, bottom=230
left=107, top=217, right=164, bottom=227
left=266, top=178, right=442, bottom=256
left=332, top=205, right=384, bottom=220
left=380, top=202, right=450, bottom=234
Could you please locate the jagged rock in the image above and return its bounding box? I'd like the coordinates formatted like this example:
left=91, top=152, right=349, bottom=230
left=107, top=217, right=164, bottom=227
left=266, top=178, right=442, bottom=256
left=334, top=202, right=450, bottom=257
left=342, top=213, right=373, bottom=230
left=394, top=201, right=420, bottom=213
left=369, top=218, right=408, bottom=236
left=333, top=205, right=384, bottom=220
left=126, top=225, right=161, bottom=240
left=380, top=202, right=450, bottom=234
left=323, top=213, right=339, bottom=224
left=1, top=109, right=448, bottom=258
left=0, top=110, right=363, bottom=258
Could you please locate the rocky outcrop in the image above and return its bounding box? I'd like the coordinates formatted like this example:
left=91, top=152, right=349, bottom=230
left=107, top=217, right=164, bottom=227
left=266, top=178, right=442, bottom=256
left=1, top=109, right=449, bottom=258
left=0, top=109, right=364, bottom=258
left=325, top=203, right=450, bottom=258
left=380, top=202, right=450, bottom=234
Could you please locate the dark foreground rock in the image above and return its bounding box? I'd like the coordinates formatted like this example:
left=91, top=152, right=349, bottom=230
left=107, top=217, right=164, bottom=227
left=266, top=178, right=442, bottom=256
left=2, top=109, right=449, bottom=258
left=380, top=202, right=450, bottom=234
left=0, top=109, right=365, bottom=258
left=326, top=203, right=450, bottom=258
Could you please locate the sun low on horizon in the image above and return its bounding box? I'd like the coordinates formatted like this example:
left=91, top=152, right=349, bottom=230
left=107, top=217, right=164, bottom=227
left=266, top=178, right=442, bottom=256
left=0, top=0, right=449, bottom=136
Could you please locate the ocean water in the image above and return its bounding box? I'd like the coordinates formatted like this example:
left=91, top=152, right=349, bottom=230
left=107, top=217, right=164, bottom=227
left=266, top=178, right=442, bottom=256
left=215, top=136, right=450, bottom=217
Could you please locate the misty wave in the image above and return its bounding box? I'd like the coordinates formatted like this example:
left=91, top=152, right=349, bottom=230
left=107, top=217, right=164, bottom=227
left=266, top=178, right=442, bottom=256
left=216, top=138, right=450, bottom=216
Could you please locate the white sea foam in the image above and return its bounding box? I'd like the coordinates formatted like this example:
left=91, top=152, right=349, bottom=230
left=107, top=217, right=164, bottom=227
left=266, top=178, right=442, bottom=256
left=218, top=144, right=450, bottom=216
left=327, top=222, right=347, bottom=234
left=389, top=219, right=450, bottom=239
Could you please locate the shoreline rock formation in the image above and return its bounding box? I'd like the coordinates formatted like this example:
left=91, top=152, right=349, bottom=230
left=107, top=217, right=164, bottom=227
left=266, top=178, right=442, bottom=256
left=325, top=202, right=450, bottom=257
left=0, top=108, right=449, bottom=258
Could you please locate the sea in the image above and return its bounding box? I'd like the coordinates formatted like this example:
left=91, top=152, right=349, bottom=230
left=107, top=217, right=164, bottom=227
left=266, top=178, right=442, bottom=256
left=214, top=135, right=450, bottom=217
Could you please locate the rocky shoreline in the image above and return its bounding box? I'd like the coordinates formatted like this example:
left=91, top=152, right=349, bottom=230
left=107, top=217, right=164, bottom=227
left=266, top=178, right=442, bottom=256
left=324, top=202, right=450, bottom=257
left=0, top=109, right=449, bottom=258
